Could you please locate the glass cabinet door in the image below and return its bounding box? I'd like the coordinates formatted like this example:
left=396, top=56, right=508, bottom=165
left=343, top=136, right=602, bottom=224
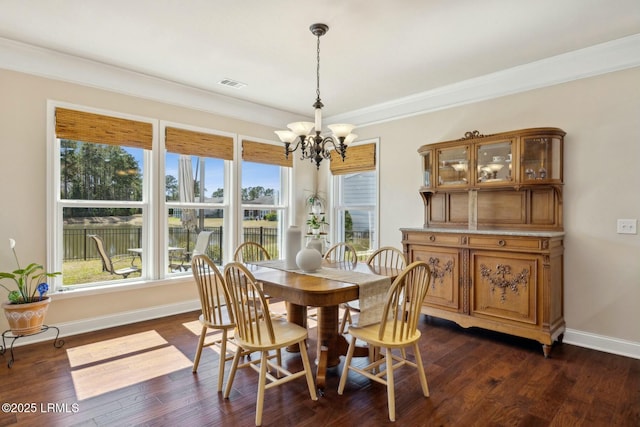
left=436, top=146, right=469, bottom=187
left=476, top=140, right=513, bottom=184
left=421, top=150, right=432, bottom=188
left=521, top=136, right=562, bottom=183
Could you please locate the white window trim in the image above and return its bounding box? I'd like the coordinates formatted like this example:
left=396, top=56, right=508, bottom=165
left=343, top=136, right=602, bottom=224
left=330, top=138, right=380, bottom=251
left=159, top=121, right=235, bottom=269
left=237, top=135, right=291, bottom=260
left=47, top=100, right=157, bottom=292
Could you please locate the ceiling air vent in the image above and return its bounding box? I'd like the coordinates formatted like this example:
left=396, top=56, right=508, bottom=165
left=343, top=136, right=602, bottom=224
left=217, top=78, right=247, bottom=89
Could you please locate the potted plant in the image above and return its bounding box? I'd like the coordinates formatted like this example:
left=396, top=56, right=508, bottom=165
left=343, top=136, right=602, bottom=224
left=306, top=214, right=328, bottom=235
left=306, top=194, right=325, bottom=215
left=0, top=239, right=60, bottom=335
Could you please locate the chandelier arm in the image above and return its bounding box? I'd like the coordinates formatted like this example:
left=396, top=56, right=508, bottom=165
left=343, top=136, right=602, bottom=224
left=284, top=139, right=304, bottom=159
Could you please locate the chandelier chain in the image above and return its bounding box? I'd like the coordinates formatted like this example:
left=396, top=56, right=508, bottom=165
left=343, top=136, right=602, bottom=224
left=316, top=32, right=321, bottom=103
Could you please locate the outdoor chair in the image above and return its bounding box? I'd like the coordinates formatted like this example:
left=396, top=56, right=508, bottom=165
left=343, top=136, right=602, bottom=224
left=337, top=261, right=432, bottom=422
left=88, top=234, right=140, bottom=279
left=223, top=262, right=317, bottom=426
left=171, top=230, right=213, bottom=271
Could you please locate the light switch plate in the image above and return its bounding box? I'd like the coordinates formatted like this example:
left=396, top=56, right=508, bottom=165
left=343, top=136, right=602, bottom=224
left=617, top=219, right=637, bottom=234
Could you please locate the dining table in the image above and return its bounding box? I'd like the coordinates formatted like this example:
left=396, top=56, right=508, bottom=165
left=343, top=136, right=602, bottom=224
left=247, top=260, right=401, bottom=388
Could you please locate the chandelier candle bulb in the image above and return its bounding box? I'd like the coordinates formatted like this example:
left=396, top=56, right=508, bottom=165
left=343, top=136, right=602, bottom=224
left=315, top=108, right=322, bottom=132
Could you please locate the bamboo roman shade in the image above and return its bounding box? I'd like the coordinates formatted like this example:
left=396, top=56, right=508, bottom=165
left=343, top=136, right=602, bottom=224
left=242, top=139, right=292, bottom=167
left=329, top=143, right=376, bottom=175
left=55, top=107, right=153, bottom=150
left=165, top=127, right=234, bottom=160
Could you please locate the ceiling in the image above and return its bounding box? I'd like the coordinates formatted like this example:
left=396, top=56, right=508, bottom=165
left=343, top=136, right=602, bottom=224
left=1, top=0, right=639, bottom=126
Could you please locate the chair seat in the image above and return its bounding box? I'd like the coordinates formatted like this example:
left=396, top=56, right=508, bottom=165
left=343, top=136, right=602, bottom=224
left=199, top=309, right=234, bottom=330
left=234, top=317, right=308, bottom=352
left=348, top=320, right=422, bottom=348
left=114, top=266, right=139, bottom=276
left=344, top=300, right=360, bottom=311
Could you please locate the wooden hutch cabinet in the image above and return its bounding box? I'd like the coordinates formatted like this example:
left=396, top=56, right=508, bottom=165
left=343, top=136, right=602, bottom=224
left=403, top=128, right=565, bottom=356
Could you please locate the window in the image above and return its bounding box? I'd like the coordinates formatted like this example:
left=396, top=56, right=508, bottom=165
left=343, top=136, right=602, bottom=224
left=52, top=105, right=153, bottom=288
left=163, top=125, right=233, bottom=270
left=49, top=104, right=292, bottom=291
left=331, top=141, right=379, bottom=260
left=239, top=138, right=292, bottom=260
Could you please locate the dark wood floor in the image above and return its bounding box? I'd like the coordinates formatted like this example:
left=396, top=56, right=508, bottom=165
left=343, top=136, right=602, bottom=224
left=1, top=303, right=638, bottom=427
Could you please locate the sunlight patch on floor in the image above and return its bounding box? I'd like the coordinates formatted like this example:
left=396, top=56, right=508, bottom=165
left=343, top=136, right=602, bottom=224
left=181, top=319, right=204, bottom=335
left=66, top=330, right=168, bottom=367
left=71, top=345, right=192, bottom=400
left=67, top=330, right=192, bottom=400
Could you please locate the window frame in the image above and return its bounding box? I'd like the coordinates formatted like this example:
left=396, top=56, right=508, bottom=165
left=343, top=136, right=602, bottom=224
left=160, top=121, right=235, bottom=271
left=237, top=135, right=292, bottom=260
left=47, top=101, right=157, bottom=290
left=48, top=102, right=260, bottom=293
left=330, top=138, right=380, bottom=256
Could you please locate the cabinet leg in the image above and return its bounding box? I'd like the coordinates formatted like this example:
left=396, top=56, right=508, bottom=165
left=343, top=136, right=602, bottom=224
left=542, top=344, right=551, bottom=358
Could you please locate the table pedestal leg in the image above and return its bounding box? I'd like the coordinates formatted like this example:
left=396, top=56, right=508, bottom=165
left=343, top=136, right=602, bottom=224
left=285, top=302, right=306, bottom=352
left=316, top=305, right=349, bottom=388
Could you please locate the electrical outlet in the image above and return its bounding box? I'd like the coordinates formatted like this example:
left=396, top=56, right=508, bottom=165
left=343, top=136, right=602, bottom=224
left=617, top=219, right=637, bottom=234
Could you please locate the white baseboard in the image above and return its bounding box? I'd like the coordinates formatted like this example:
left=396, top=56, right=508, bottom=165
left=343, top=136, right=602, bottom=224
left=563, top=328, right=640, bottom=360
left=7, top=306, right=640, bottom=361
left=7, top=299, right=200, bottom=348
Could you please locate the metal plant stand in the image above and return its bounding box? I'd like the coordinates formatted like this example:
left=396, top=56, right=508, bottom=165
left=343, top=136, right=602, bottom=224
left=0, top=325, right=64, bottom=368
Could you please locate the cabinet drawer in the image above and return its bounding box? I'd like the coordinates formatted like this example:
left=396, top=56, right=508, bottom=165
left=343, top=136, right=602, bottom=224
left=468, top=235, right=542, bottom=251
left=407, top=232, right=461, bottom=246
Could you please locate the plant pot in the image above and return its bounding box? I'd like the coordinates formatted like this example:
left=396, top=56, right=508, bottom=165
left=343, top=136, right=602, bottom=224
left=2, top=297, right=50, bottom=335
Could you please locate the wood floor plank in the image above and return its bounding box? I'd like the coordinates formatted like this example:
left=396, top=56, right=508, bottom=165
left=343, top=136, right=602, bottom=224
left=0, top=310, right=638, bottom=426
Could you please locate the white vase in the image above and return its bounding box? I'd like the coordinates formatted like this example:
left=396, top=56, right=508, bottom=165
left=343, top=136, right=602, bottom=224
left=296, top=247, right=322, bottom=273
left=306, top=237, right=323, bottom=254
left=285, top=226, right=302, bottom=270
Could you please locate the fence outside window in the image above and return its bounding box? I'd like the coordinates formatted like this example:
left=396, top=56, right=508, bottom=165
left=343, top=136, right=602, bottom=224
left=64, top=226, right=279, bottom=265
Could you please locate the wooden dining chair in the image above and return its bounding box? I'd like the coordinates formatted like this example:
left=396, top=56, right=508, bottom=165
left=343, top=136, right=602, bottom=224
left=223, top=262, right=317, bottom=426
left=88, top=234, right=140, bottom=278
left=323, top=242, right=357, bottom=264
left=190, top=254, right=236, bottom=392
left=233, top=241, right=271, bottom=263
left=337, top=261, right=432, bottom=422
left=339, top=246, right=407, bottom=334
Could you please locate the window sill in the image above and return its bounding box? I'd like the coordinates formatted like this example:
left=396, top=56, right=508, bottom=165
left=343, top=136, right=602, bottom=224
left=50, top=275, right=193, bottom=301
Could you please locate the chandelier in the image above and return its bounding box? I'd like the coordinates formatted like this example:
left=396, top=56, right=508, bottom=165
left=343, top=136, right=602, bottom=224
left=275, top=23, right=357, bottom=169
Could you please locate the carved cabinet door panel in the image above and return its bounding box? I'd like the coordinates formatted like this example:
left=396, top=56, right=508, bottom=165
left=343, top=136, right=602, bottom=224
left=470, top=250, right=540, bottom=325
left=410, top=246, right=462, bottom=313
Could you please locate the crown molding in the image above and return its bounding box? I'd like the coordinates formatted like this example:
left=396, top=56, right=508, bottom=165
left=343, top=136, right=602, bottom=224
left=1, top=34, right=639, bottom=129
left=326, top=33, right=640, bottom=127
left=0, top=37, right=306, bottom=128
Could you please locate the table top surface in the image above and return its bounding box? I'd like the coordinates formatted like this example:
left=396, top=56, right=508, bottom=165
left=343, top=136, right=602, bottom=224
left=249, top=261, right=401, bottom=307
